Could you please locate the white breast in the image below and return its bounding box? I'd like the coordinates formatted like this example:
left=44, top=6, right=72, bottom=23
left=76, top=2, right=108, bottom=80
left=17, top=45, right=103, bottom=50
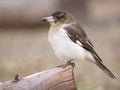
left=48, top=25, right=85, bottom=61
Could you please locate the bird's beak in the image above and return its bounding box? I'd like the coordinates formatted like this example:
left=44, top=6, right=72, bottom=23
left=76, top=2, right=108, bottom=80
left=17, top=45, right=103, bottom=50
left=41, top=16, right=56, bottom=23
left=41, top=17, right=48, bottom=22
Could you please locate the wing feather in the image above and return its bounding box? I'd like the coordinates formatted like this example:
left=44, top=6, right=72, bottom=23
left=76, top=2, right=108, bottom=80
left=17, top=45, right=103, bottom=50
left=64, top=22, right=102, bottom=62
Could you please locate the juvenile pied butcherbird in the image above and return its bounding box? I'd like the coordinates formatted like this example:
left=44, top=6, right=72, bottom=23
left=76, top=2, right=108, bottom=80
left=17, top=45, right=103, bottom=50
left=41, top=10, right=116, bottom=79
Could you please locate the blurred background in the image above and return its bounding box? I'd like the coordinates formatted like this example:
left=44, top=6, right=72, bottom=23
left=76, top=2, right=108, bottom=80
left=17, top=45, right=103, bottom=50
left=0, top=0, right=120, bottom=90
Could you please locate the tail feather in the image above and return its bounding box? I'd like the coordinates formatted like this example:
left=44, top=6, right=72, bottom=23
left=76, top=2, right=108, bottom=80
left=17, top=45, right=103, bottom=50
left=95, top=61, right=116, bottom=79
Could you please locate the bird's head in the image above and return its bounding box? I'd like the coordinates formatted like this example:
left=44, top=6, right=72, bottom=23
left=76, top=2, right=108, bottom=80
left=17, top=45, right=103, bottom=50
left=41, top=10, right=75, bottom=25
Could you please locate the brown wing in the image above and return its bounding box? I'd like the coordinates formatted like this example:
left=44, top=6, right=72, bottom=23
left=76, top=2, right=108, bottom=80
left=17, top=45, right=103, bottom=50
left=64, top=22, right=117, bottom=79
left=64, top=22, right=102, bottom=62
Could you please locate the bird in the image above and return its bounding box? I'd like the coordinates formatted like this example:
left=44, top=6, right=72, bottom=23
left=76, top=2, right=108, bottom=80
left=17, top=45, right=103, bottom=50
left=41, top=10, right=116, bottom=79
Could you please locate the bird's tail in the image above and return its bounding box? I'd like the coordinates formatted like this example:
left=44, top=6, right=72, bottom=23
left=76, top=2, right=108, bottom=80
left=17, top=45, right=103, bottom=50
left=95, top=61, right=116, bottom=79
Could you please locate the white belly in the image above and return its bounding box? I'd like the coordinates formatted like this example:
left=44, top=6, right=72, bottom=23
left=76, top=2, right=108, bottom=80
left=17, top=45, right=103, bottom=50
left=48, top=28, right=86, bottom=61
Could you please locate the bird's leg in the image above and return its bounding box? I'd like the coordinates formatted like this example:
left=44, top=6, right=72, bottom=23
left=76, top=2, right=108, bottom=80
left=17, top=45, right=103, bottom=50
left=66, top=59, right=75, bottom=68
left=56, top=59, right=75, bottom=68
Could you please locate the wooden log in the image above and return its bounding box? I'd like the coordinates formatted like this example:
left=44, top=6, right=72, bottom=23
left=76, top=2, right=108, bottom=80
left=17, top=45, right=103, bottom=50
left=0, top=64, right=77, bottom=90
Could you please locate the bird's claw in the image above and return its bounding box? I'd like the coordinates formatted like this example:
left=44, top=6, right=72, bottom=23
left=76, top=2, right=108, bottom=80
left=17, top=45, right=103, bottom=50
left=56, top=60, right=75, bottom=68
left=66, top=60, right=75, bottom=68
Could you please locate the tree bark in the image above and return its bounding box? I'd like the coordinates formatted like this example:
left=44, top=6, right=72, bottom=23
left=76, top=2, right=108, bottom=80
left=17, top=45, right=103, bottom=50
left=0, top=64, right=77, bottom=90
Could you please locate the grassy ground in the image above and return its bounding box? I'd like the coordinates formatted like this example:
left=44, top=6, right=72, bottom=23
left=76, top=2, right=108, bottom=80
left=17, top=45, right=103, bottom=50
left=0, top=26, right=120, bottom=90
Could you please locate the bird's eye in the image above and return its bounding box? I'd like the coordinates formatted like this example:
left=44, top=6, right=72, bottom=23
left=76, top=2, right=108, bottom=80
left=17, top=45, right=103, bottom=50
left=55, top=13, right=65, bottom=20
left=52, top=11, right=66, bottom=21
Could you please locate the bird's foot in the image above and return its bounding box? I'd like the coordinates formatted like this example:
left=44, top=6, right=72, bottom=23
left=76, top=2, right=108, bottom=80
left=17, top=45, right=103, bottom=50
left=66, top=60, right=75, bottom=68
left=56, top=60, right=75, bottom=68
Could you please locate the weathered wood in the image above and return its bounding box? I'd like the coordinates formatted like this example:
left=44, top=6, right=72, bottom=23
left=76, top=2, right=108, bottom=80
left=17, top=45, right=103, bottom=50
left=0, top=64, right=77, bottom=90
